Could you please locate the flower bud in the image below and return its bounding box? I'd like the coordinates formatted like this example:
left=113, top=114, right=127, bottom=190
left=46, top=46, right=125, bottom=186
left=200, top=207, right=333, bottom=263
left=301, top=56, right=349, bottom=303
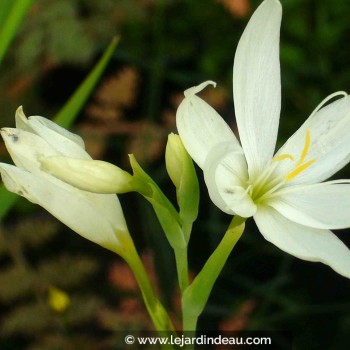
left=165, top=133, right=187, bottom=189
left=165, top=133, right=199, bottom=226
left=40, top=156, right=134, bottom=194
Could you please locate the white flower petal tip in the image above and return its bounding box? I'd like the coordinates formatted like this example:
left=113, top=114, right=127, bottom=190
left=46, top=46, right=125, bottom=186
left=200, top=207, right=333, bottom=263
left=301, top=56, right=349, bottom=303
left=259, top=0, right=282, bottom=13
left=176, top=82, right=239, bottom=169
left=15, top=106, right=26, bottom=121
left=184, top=80, right=217, bottom=98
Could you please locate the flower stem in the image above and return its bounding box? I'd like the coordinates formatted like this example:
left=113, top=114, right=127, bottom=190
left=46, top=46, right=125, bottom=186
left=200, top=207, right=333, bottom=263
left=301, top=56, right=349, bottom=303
left=116, top=232, right=176, bottom=343
left=175, top=246, right=189, bottom=293
left=182, top=216, right=246, bottom=331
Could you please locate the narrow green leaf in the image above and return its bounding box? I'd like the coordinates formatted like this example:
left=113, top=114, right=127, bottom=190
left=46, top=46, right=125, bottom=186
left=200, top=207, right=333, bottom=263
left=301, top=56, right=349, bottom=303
left=54, top=36, right=119, bottom=128
left=0, top=0, right=33, bottom=67
left=0, top=0, right=16, bottom=27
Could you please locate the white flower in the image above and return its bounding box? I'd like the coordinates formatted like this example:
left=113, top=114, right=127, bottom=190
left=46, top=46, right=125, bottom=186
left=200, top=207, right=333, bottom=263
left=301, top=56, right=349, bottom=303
left=0, top=107, right=129, bottom=252
left=176, top=0, right=350, bottom=278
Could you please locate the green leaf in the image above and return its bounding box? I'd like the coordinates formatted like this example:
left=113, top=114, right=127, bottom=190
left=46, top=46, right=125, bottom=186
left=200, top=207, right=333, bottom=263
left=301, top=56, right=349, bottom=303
left=0, top=0, right=34, bottom=67
left=0, top=37, right=119, bottom=220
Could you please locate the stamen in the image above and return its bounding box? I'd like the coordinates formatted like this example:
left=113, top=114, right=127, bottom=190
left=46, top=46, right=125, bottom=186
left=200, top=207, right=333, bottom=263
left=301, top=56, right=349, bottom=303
left=285, top=159, right=316, bottom=182
left=254, top=174, right=285, bottom=203
left=273, top=154, right=294, bottom=162
left=297, top=128, right=311, bottom=166
left=252, top=161, right=279, bottom=194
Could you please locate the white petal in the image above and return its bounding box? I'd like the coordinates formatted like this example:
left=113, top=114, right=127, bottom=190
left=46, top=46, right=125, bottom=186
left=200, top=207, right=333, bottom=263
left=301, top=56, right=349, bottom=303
left=176, top=81, right=239, bottom=168
left=1, top=128, right=59, bottom=174
left=0, top=163, right=128, bottom=250
left=270, top=183, right=350, bottom=229
left=28, top=116, right=90, bottom=159
left=15, top=106, right=33, bottom=132
left=233, top=0, right=282, bottom=179
left=204, top=142, right=257, bottom=217
left=15, top=107, right=86, bottom=149
left=13, top=106, right=88, bottom=159
left=41, top=156, right=133, bottom=194
left=254, top=206, right=350, bottom=279
left=275, top=94, right=350, bottom=184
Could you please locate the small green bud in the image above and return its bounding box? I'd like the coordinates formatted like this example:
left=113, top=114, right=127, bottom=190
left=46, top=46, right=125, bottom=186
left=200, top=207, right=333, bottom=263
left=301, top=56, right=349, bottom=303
left=165, top=133, right=187, bottom=188
left=40, top=156, right=133, bottom=194
left=165, top=133, right=199, bottom=230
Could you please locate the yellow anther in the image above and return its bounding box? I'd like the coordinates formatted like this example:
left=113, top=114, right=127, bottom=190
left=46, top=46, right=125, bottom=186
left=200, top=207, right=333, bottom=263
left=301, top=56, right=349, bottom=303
left=285, top=159, right=316, bottom=182
left=297, top=128, right=311, bottom=166
left=273, top=154, right=295, bottom=162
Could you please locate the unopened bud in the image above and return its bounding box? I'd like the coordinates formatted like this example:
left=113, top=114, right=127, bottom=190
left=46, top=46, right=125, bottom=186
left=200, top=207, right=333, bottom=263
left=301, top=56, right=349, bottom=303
left=165, top=133, right=199, bottom=225
left=40, top=156, right=133, bottom=194
left=165, top=133, right=188, bottom=188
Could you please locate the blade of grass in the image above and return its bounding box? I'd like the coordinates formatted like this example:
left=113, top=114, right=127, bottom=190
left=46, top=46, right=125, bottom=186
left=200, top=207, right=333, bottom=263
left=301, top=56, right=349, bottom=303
left=0, top=0, right=33, bottom=67
left=0, top=0, right=16, bottom=27
left=0, top=37, right=119, bottom=220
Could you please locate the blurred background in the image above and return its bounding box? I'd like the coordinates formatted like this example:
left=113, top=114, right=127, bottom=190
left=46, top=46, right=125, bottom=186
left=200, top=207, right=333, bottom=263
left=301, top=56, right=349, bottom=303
left=0, top=0, right=350, bottom=349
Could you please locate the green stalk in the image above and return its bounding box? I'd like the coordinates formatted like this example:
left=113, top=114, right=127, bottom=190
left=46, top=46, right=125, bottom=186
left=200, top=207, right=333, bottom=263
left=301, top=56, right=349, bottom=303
left=175, top=247, right=189, bottom=293
left=182, top=216, right=246, bottom=331
left=114, top=232, right=176, bottom=349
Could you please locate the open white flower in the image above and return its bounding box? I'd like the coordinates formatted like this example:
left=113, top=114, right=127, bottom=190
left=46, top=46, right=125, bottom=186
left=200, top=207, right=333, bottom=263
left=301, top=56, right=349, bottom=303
left=176, top=0, right=350, bottom=278
left=0, top=107, right=129, bottom=252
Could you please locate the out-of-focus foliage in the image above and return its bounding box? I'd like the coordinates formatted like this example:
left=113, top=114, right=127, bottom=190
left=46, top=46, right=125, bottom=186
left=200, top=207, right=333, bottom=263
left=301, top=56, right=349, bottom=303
left=0, top=217, right=100, bottom=342
left=1, top=0, right=350, bottom=349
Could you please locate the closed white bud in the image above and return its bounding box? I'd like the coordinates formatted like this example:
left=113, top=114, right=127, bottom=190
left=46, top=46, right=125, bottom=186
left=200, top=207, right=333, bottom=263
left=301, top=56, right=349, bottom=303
left=41, top=156, right=134, bottom=194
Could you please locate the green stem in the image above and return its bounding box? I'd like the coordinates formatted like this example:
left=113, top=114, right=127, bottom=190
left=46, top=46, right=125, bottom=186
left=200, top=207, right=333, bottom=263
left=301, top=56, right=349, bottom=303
left=175, top=247, right=189, bottom=293
left=116, top=232, right=176, bottom=343
left=182, top=216, right=246, bottom=331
